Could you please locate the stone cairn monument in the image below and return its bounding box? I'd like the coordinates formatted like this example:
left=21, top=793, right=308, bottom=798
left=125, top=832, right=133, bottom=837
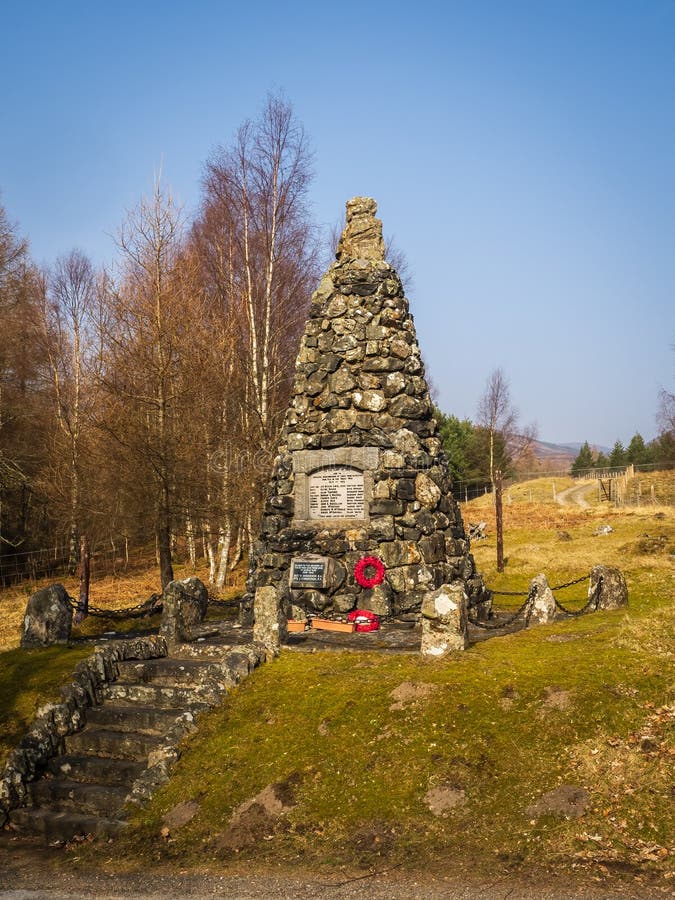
left=248, top=198, right=489, bottom=654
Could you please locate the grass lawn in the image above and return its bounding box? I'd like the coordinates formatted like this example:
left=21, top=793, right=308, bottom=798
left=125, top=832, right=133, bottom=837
left=106, top=480, right=672, bottom=882
left=1, top=474, right=672, bottom=885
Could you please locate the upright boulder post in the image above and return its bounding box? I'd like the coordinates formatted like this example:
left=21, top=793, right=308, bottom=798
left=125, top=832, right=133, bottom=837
left=420, top=583, right=468, bottom=656
left=160, top=576, right=208, bottom=646
left=528, top=574, right=557, bottom=626
left=590, top=565, right=628, bottom=610
left=252, top=586, right=287, bottom=652
left=21, top=584, right=73, bottom=647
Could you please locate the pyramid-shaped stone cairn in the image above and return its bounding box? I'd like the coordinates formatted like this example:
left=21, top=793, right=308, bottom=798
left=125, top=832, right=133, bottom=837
left=249, top=198, right=489, bottom=654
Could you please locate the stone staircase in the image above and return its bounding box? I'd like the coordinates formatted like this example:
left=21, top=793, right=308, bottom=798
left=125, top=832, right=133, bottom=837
left=9, top=638, right=260, bottom=844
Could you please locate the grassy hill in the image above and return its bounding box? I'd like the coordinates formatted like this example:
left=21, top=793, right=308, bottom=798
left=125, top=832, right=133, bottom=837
left=0, top=472, right=672, bottom=887
left=115, top=474, right=672, bottom=884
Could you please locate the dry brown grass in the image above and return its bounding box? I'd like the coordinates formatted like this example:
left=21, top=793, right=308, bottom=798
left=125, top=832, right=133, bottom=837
left=461, top=471, right=674, bottom=610
left=0, top=559, right=247, bottom=652
left=626, top=469, right=675, bottom=506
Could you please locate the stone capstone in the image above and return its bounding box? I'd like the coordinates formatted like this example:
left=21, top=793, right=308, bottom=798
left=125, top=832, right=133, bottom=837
left=336, top=198, right=385, bottom=262
left=21, top=583, right=73, bottom=648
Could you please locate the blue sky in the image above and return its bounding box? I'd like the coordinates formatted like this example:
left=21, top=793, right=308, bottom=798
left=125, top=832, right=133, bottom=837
left=2, top=0, right=673, bottom=447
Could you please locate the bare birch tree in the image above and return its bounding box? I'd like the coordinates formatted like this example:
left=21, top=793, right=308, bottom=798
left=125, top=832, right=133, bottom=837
left=476, top=367, right=537, bottom=486
left=40, top=250, right=98, bottom=571
left=106, top=175, right=185, bottom=588
left=190, top=94, right=318, bottom=582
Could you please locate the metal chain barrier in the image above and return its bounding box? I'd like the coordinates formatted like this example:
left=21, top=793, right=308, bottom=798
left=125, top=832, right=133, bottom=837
left=553, top=576, right=603, bottom=618
left=206, top=597, right=241, bottom=609
left=549, top=574, right=590, bottom=592
left=468, top=586, right=536, bottom=630
left=489, top=588, right=530, bottom=597
left=66, top=594, right=163, bottom=619
left=489, top=573, right=589, bottom=598
left=63, top=572, right=600, bottom=629
left=67, top=593, right=241, bottom=620
left=470, top=572, right=597, bottom=630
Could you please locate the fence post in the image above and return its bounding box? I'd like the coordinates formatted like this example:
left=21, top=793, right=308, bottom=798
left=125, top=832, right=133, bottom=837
left=495, top=469, right=504, bottom=574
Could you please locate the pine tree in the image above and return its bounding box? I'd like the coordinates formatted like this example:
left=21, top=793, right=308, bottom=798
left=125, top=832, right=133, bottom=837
left=571, top=441, right=594, bottom=475
left=609, top=440, right=626, bottom=467
left=595, top=451, right=609, bottom=469
left=626, top=433, right=653, bottom=466
left=434, top=409, right=474, bottom=483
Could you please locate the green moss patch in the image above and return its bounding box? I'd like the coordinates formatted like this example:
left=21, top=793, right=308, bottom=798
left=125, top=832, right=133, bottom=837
left=0, top=645, right=91, bottom=767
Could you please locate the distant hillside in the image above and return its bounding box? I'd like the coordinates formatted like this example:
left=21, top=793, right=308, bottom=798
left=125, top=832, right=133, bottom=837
left=516, top=439, right=612, bottom=468
left=529, top=439, right=576, bottom=467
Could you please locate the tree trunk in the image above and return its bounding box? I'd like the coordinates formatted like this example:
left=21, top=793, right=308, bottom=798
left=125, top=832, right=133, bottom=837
left=204, top=524, right=217, bottom=583
left=186, top=512, right=196, bottom=568
left=75, top=534, right=90, bottom=623
left=495, top=469, right=504, bottom=573
left=157, top=483, right=173, bottom=589
left=246, top=511, right=254, bottom=561
left=215, top=520, right=232, bottom=588
left=229, top=526, right=243, bottom=571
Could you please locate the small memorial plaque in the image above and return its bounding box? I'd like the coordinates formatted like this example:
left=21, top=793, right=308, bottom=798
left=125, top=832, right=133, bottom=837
left=290, top=557, right=328, bottom=589
left=308, top=466, right=365, bottom=520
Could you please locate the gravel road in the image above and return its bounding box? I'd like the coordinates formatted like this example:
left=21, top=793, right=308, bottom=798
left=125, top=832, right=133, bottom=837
left=0, top=836, right=670, bottom=900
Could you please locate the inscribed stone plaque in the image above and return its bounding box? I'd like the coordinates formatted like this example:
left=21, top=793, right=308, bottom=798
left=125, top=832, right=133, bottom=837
left=290, top=558, right=328, bottom=588
left=308, top=466, right=364, bottom=520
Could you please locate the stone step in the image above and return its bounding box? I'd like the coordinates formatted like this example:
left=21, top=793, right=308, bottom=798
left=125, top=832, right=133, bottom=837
left=85, top=703, right=183, bottom=734
left=116, top=657, right=224, bottom=686
left=10, top=805, right=126, bottom=843
left=103, top=681, right=219, bottom=709
left=65, top=727, right=162, bottom=760
left=47, top=753, right=145, bottom=786
left=30, top=779, right=129, bottom=817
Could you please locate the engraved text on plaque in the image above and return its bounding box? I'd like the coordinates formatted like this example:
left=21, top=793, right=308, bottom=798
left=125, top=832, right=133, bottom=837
left=308, top=466, right=365, bottom=520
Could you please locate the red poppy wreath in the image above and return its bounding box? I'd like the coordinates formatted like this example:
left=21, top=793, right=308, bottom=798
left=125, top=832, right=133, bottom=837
left=353, top=556, right=386, bottom=589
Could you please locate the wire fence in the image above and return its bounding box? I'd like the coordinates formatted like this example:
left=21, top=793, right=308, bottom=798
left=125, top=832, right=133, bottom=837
left=0, top=542, right=153, bottom=589
left=455, top=461, right=674, bottom=508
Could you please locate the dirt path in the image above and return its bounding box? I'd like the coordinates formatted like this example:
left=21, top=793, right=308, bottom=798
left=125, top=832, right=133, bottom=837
left=556, top=482, right=595, bottom=509
left=0, top=837, right=669, bottom=900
